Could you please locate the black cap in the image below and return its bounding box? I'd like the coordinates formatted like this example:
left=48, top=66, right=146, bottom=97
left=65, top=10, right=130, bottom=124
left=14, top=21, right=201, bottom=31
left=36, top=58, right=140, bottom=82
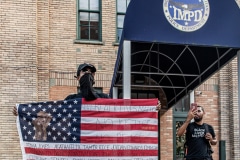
left=76, top=63, right=96, bottom=77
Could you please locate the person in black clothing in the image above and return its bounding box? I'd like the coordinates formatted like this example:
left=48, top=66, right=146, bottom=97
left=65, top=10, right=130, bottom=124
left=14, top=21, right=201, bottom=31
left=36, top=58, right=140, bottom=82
left=12, top=63, right=161, bottom=116
left=64, top=63, right=109, bottom=100
left=177, top=104, right=217, bottom=160
left=12, top=63, right=108, bottom=116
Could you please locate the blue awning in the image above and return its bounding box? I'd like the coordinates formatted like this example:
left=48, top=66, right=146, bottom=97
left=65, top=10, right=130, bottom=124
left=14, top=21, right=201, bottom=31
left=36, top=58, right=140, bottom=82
left=110, top=0, right=240, bottom=108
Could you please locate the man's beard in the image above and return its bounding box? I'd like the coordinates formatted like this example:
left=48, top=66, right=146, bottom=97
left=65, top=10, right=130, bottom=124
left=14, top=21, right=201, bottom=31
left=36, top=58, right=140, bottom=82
left=194, top=116, right=203, bottom=122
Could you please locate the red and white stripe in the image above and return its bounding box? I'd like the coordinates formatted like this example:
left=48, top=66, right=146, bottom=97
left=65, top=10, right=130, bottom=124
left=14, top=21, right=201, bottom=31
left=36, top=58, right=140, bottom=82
left=19, top=98, right=159, bottom=160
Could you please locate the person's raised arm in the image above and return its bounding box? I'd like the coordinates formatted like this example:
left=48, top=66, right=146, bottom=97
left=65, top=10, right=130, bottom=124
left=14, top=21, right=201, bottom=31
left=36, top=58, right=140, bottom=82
left=177, top=109, right=196, bottom=136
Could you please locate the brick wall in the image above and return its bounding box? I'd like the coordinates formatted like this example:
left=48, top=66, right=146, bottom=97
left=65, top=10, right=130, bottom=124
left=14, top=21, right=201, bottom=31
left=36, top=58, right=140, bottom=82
left=219, top=58, right=240, bottom=160
left=49, top=86, right=77, bottom=101
left=220, top=58, right=240, bottom=160
left=159, top=109, right=174, bottom=160
left=0, top=1, right=37, bottom=159
left=219, top=62, right=232, bottom=159
left=36, top=0, right=50, bottom=101
left=0, top=0, right=117, bottom=159
left=228, top=59, right=240, bottom=160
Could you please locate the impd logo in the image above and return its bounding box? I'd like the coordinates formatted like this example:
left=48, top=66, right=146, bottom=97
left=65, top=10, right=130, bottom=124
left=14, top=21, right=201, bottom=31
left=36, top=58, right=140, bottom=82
left=163, top=0, right=210, bottom=32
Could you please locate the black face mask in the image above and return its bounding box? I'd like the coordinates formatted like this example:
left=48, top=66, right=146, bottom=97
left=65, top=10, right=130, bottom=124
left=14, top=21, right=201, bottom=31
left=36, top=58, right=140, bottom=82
left=79, top=73, right=98, bottom=100
left=78, top=73, right=95, bottom=87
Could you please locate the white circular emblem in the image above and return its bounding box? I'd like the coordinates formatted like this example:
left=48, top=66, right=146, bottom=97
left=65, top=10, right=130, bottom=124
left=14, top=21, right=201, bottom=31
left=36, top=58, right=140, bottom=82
left=163, top=0, right=210, bottom=32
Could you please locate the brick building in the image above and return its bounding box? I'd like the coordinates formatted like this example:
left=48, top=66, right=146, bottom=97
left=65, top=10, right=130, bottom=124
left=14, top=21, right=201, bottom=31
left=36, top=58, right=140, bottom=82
left=0, top=0, right=239, bottom=160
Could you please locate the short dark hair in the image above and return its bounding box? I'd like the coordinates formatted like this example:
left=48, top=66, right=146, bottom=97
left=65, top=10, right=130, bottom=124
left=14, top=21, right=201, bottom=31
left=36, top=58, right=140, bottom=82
left=197, top=105, right=204, bottom=112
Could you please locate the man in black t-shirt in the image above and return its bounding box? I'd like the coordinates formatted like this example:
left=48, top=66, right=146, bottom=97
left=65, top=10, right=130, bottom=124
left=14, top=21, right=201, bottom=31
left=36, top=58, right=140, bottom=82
left=177, top=104, right=217, bottom=160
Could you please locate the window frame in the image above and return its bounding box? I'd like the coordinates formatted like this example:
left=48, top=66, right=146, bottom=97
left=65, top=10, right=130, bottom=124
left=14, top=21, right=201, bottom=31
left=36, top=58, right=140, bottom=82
left=115, top=0, right=131, bottom=43
left=76, top=0, right=102, bottom=42
left=173, top=117, right=187, bottom=160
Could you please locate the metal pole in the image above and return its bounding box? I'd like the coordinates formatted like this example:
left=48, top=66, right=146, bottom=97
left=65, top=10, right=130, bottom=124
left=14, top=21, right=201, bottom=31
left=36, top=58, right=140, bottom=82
left=190, top=90, right=195, bottom=104
left=112, top=87, right=118, bottom=99
left=238, top=50, right=240, bottom=151
left=123, top=40, right=131, bottom=99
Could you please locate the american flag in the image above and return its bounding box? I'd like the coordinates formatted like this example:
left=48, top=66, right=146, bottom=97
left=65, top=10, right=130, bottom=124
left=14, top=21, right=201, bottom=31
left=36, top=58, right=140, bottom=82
left=16, top=98, right=159, bottom=160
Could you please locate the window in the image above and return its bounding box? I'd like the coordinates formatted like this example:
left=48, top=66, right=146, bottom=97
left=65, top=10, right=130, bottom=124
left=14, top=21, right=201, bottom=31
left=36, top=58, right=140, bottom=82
left=77, top=0, right=101, bottom=41
left=116, top=0, right=131, bottom=42
left=172, top=95, right=189, bottom=160
left=174, top=118, right=187, bottom=160
left=173, top=95, right=190, bottom=113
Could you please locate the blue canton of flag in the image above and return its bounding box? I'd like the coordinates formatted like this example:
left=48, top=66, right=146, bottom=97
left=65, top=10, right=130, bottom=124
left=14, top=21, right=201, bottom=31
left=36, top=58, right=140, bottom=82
left=18, top=98, right=82, bottom=143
